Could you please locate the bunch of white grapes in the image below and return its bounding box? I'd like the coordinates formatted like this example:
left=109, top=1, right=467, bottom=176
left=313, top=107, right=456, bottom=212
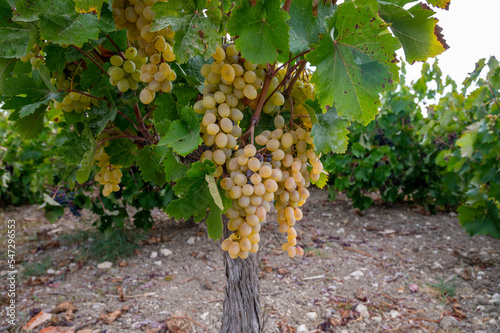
left=94, top=146, right=123, bottom=197
left=112, top=0, right=177, bottom=104
left=108, top=47, right=147, bottom=92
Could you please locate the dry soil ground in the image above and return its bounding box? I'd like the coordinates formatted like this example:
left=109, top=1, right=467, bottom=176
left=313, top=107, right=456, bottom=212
left=1, top=188, right=499, bottom=333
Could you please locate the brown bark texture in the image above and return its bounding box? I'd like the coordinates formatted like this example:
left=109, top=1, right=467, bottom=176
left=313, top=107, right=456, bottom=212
left=220, top=215, right=262, bottom=333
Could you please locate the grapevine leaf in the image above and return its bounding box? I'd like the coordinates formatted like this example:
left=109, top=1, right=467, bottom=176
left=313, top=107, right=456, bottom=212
left=133, top=210, right=154, bottom=229
left=151, top=0, right=224, bottom=63
left=56, top=129, right=93, bottom=165
left=153, top=93, right=177, bottom=135
left=205, top=174, right=224, bottom=210
left=310, top=170, right=329, bottom=189
left=456, top=132, right=476, bottom=158
left=162, top=148, right=185, bottom=182
left=101, top=30, right=128, bottom=52
left=104, top=138, right=137, bottom=168
left=226, top=0, right=290, bottom=64
left=426, top=0, right=450, bottom=10
left=309, top=102, right=351, bottom=154
left=136, top=145, right=169, bottom=186
left=36, top=64, right=57, bottom=93
left=0, top=27, right=32, bottom=58
left=306, top=2, right=399, bottom=125
left=3, top=72, right=63, bottom=117
left=74, top=0, right=105, bottom=17
left=379, top=2, right=449, bottom=64
left=76, top=127, right=97, bottom=184
left=39, top=12, right=100, bottom=47
left=44, top=44, right=67, bottom=74
left=206, top=202, right=223, bottom=240
left=458, top=202, right=500, bottom=239
left=288, top=0, right=334, bottom=55
left=158, top=105, right=201, bottom=156
left=166, top=161, right=223, bottom=239
left=88, top=102, right=117, bottom=136
left=15, top=105, right=45, bottom=139
left=11, top=0, right=74, bottom=22
left=0, top=1, right=13, bottom=27
left=0, top=58, right=16, bottom=95
left=80, top=61, right=102, bottom=90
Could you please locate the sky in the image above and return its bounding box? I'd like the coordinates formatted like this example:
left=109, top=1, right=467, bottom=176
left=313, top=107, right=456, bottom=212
left=401, top=0, right=500, bottom=85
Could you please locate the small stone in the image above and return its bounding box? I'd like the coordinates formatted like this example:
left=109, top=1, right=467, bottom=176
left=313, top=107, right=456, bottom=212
left=68, top=263, right=78, bottom=272
left=200, top=312, right=209, bottom=321
left=489, top=319, right=497, bottom=326
left=356, top=304, right=370, bottom=318
left=373, top=316, right=382, bottom=323
left=97, top=261, right=113, bottom=269
left=350, top=270, right=364, bottom=280
left=154, top=260, right=162, bottom=266
left=306, top=312, right=317, bottom=320
left=337, top=228, right=345, bottom=234
left=477, top=271, right=485, bottom=276
left=474, top=330, right=487, bottom=333
left=489, top=293, right=500, bottom=305
left=440, top=316, right=459, bottom=329
left=160, top=248, right=173, bottom=257
left=390, top=310, right=400, bottom=319
left=476, top=296, right=489, bottom=306
left=297, top=324, right=308, bottom=332
left=150, top=251, right=158, bottom=259
left=46, top=268, right=56, bottom=275
left=187, top=237, right=196, bottom=245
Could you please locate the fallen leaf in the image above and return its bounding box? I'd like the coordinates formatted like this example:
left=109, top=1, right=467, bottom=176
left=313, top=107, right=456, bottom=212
left=23, top=311, right=53, bottom=330
left=26, top=276, right=49, bottom=286
left=166, top=320, right=182, bottom=333
left=118, top=261, right=128, bottom=267
left=51, top=302, right=77, bottom=314
left=349, top=208, right=364, bottom=216
left=76, top=329, right=93, bottom=333
left=98, top=310, right=122, bottom=325
left=40, top=327, right=75, bottom=333
left=277, top=268, right=289, bottom=275
left=42, top=240, right=60, bottom=250
left=117, top=286, right=126, bottom=302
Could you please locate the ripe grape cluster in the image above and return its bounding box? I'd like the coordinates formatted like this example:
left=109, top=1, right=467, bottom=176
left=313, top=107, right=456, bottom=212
left=112, top=0, right=177, bottom=104
left=94, top=146, right=123, bottom=197
left=108, top=50, right=146, bottom=92
left=196, top=44, right=324, bottom=259
left=52, top=190, right=82, bottom=217
left=52, top=63, right=99, bottom=113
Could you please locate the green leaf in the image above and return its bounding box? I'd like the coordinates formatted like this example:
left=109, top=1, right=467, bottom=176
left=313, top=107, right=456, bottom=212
left=0, top=1, right=14, bottom=27
left=158, top=105, right=201, bottom=156
left=206, top=202, right=223, bottom=240
left=15, top=105, right=45, bottom=139
left=306, top=2, right=399, bottom=125
left=39, top=12, right=100, bottom=47
left=456, top=132, right=476, bottom=158
left=104, top=138, right=137, bottom=168
left=136, top=145, right=169, bottom=186
left=0, top=27, right=32, bottom=58
left=205, top=174, right=224, bottom=210
left=3, top=72, right=63, bottom=117
left=310, top=170, right=329, bottom=189
left=11, top=0, right=74, bottom=22
left=88, top=102, right=117, bottom=136
left=56, top=128, right=93, bottom=165
left=151, top=0, right=224, bottom=63
left=166, top=161, right=222, bottom=239
left=458, top=202, right=500, bottom=239
left=380, top=2, right=449, bottom=64
left=76, top=127, right=97, bottom=184
left=162, top=148, right=185, bottom=182
left=226, top=0, right=290, bottom=64
left=288, top=0, right=334, bottom=55
left=0, top=58, right=17, bottom=95
left=309, top=103, right=351, bottom=154
left=44, top=44, right=67, bottom=73
left=426, top=0, right=450, bottom=10
left=74, top=0, right=105, bottom=17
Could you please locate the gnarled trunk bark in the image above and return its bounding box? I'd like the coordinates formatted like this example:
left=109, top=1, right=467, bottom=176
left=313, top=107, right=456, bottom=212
left=220, top=215, right=262, bottom=333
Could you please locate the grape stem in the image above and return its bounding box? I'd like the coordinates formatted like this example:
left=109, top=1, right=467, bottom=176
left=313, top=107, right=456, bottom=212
left=58, top=89, right=107, bottom=101
left=283, top=60, right=307, bottom=99
left=71, top=45, right=110, bottom=78
left=106, top=34, right=125, bottom=60
left=262, top=61, right=300, bottom=108
left=117, top=110, right=139, bottom=131
left=133, top=103, right=156, bottom=144
left=283, top=0, right=293, bottom=12
left=241, top=63, right=275, bottom=144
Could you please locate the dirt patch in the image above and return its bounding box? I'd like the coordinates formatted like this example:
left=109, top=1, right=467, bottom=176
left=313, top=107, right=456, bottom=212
left=1, top=188, right=499, bottom=332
